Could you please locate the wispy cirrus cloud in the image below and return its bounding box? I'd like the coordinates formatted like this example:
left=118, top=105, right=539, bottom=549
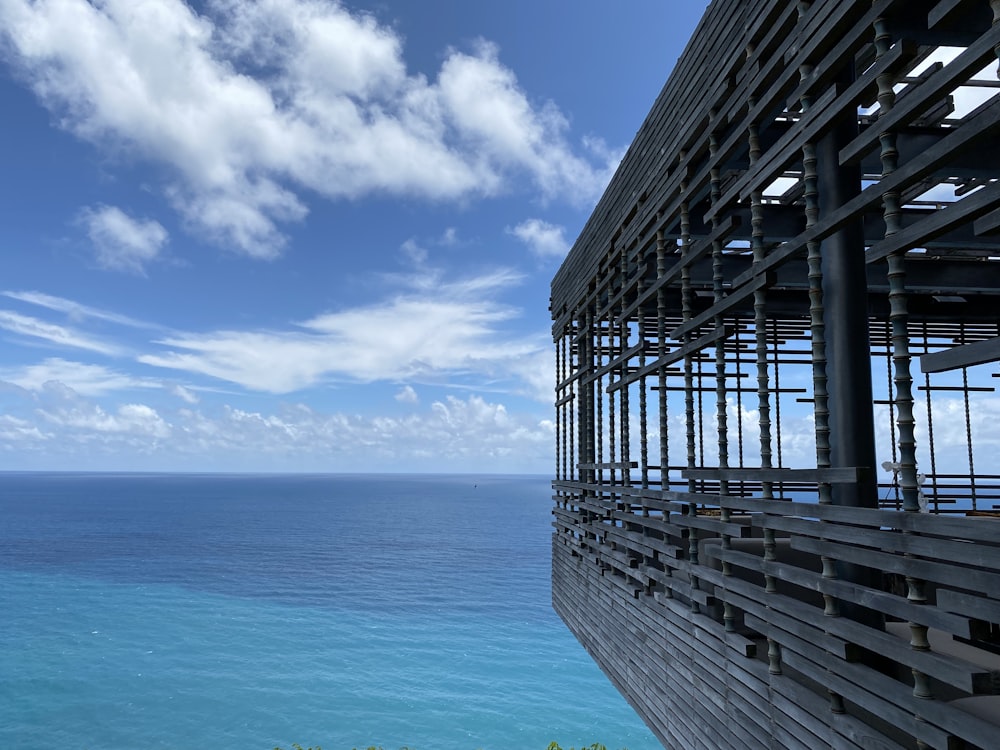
left=0, top=358, right=160, bottom=397
left=139, top=265, right=547, bottom=395
left=1, top=261, right=550, bottom=403
left=0, top=0, right=620, bottom=259
left=2, top=290, right=161, bottom=330
left=0, top=311, right=123, bottom=355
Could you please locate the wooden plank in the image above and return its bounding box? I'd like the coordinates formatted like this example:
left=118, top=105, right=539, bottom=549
left=577, top=461, right=638, bottom=471
left=708, top=493, right=1000, bottom=544
left=928, top=0, right=974, bottom=29
left=731, top=94, right=1000, bottom=289
left=553, top=390, right=575, bottom=408
left=620, top=214, right=743, bottom=321
left=974, top=205, right=1000, bottom=236
left=936, top=587, right=1000, bottom=624
left=609, top=324, right=735, bottom=389
left=669, top=274, right=772, bottom=341
left=731, top=41, right=915, bottom=205
left=865, top=180, right=1000, bottom=264
left=682, top=466, right=864, bottom=483
left=758, top=513, right=1000, bottom=571
left=920, top=335, right=1000, bottom=373
left=839, top=22, right=1000, bottom=165
left=581, top=341, right=645, bottom=384
left=775, top=641, right=956, bottom=750
left=791, top=534, right=1000, bottom=604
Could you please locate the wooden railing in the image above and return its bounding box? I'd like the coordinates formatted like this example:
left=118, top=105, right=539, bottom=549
left=553, top=481, right=1000, bottom=749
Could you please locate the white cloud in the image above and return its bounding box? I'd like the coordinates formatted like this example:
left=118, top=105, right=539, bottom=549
left=0, top=311, right=122, bottom=355
left=507, top=348, right=554, bottom=404
left=2, top=290, right=158, bottom=329
left=0, top=387, right=553, bottom=471
left=139, top=266, right=548, bottom=395
left=395, top=385, right=418, bottom=404
left=507, top=218, right=571, bottom=259
left=80, top=205, right=168, bottom=273
left=169, top=384, right=200, bottom=404
left=165, top=394, right=553, bottom=468
left=0, top=358, right=158, bottom=396
left=0, top=414, right=49, bottom=442
left=435, top=40, right=610, bottom=203
left=0, top=0, right=617, bottom=258
left=400, top=238, right=429, bottom=266
left=39, top=401, right=171, bottom=438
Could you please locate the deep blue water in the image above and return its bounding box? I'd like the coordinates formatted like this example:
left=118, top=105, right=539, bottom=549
left=0, top=473, right=659, bottom=750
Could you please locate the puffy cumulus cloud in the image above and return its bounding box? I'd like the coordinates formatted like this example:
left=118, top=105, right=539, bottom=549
left=0, top=392, right=553, bottom=471
left=38, top=401, right=172, bottom=439
left=0, top=0, right=618, bottom=258
left=621, top=389, right=1000, bottom=493
left=627, top=395, right=821, bottom=475
left=0, top=311, right=122, bottom=355
left=80, top=205, right=168, bottom=273
left=507, top=218, right=570, bottom=259
left=174, top=394, right=554, bottom=468
left=435, top=40, right=615, bottom=203
left=395, top=385, right=418, bottom=404
left=874, top=394, right=1000, bottom=474
left=139, top=267, right=550, bottom=396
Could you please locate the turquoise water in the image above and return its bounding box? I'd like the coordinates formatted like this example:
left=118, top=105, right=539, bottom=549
left=0, top=473, right=660, bottom=750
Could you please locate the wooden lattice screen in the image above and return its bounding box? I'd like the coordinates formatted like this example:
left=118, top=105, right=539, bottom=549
left=550, top=1, right=1000, bottom=748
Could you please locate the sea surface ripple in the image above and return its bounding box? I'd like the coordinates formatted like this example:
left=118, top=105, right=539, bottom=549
left=0, top=473, right=660, bottom=750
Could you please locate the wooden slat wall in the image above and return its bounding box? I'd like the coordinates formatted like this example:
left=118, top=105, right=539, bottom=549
left=551, top=0, right=1000, bottom=748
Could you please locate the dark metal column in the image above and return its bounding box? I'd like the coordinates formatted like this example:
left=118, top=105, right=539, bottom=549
left=817, top=85, right=878, bottom=512
left=817, top=75, right=882, bottom=615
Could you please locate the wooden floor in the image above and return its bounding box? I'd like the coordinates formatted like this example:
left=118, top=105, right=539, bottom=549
left=550, top=1, right=1000, bottom=748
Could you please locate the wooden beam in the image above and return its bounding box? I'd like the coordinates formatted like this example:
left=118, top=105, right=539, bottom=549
left=920, top=336, right=1000, bottom=373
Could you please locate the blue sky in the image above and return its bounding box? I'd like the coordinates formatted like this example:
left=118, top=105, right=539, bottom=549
left=0, top=0, right=710, bottom=473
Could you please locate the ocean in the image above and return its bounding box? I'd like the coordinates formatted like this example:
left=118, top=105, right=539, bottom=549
left=0, top=473, right=660, bottom=750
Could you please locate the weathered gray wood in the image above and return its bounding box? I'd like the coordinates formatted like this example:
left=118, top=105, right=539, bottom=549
left=975, top=205, right=1000, bottom=236
left=865, top=180, right=1000, bottom=264
left=920, top=335, right=1000, bottom=373
left=681, top=466, right=864, bottom=483
left=935, top=587, right=1000, bottom=624
left=839, top=22, right=1000, bottom=165
left=610, top=325, right=736, bottom=388
left=758, top=513, right=1000, bottom=570
left=790, top=534, right=1000, bottom=600
left=550, top=1, right=1000, bottom=747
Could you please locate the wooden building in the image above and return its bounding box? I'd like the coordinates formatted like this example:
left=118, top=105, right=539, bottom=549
left=549, top=1, right=1000, bottom=748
